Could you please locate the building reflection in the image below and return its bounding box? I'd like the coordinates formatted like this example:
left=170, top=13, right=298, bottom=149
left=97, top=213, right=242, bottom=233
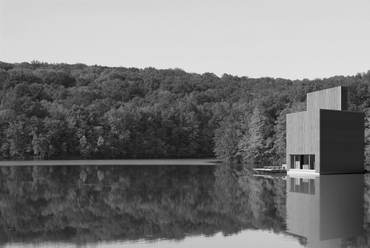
left=286, top=174, right=364, bottom=248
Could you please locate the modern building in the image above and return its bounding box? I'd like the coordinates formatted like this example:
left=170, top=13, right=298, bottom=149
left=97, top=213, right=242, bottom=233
left=286, top=86, right=364, bottom=175
left=286, top=174, right=364, bottom=248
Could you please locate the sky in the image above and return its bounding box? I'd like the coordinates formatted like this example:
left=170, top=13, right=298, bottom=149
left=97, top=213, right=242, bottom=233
left=1, top=0, right=370, bottom=80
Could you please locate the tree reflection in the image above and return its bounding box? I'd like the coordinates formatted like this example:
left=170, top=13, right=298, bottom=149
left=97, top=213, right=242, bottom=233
left=0, top=165, right=287, bottom=245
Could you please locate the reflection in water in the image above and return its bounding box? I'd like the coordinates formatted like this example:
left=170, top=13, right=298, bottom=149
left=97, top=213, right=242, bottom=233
left=286, top=174, right=364, bottom=248
left=0, top=165, right=287, bottom=246
left=0, top=164, right=370, bottom=247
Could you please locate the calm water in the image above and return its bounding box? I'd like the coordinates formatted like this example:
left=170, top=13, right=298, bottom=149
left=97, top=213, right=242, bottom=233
left=0, top=161, right=369, bottom=248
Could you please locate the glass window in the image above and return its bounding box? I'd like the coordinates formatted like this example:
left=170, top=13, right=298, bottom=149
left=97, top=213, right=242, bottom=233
left=295, top=155, right=301, bottom=169
left=290, top=155, right=315, bottom=170
left=303, top=155, right=309, bottom=164
left=309, top=155, right=315, bottom=170
left=291, top=155, right=294, bottom=169
left=303, top=155, right=309, bottom=169
left=295, top=155, right=300, bottom=161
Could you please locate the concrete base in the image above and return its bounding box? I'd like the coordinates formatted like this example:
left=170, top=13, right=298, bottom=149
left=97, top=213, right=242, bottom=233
left=287, top=169, right=320, bottom=177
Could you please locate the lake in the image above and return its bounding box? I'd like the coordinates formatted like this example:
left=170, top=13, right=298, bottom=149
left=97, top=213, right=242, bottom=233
left=0, top=160, right=368, bottom=248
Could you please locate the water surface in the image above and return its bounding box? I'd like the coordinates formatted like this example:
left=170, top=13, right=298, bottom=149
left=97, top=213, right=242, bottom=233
left=0, top=161, right=368, bottom=247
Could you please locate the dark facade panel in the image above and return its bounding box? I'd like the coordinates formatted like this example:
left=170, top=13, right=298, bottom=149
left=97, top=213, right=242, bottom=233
left=287, top=86, right=364, bottom=174
left=320, top=110, right=364, bottom=174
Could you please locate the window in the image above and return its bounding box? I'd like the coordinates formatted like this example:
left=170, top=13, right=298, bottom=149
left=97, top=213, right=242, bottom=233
left=309, top=155, right=315, bottom=170
left=290, top=154, right=315, bottom=170
left=295, top=155, right=300, bottom=169
left=303, top=155, right=309, bottom=169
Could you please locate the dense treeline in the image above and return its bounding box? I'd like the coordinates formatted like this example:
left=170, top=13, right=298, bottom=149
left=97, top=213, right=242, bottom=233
left=1, top=61, right=370, bottom=163
left=0, top=165, right=287, bottom=245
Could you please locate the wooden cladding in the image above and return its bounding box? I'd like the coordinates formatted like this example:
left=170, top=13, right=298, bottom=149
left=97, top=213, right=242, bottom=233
left=320, top=109, right=364, bottom=174
left=287, top=86, right=364, bottom=174
left=307, top=86, right=347, bottom=112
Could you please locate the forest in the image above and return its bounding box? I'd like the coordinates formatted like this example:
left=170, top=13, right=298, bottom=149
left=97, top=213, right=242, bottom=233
left=1, top=60, right=370, bottom=164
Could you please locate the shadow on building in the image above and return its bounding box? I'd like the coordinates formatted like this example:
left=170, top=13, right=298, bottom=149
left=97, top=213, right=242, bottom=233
left=286, top=86, right=364, bottom=175
left=286, top=174, right=364, bottom=248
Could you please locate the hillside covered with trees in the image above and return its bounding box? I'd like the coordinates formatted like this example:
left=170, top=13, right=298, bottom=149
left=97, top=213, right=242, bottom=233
left=1, top=61, right=370, bottom=164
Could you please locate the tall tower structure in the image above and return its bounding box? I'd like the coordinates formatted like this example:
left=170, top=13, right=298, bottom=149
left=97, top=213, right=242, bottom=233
left=286, top=86, right=364, bottom=175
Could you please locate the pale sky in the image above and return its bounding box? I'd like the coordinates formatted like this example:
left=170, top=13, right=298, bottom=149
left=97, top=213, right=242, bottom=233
left=1, top=0, right=370, bottom=80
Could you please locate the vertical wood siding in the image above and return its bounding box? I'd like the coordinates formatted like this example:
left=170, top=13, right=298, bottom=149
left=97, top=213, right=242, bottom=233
left=320, top=110, right=364, bottom=174
left=287, top=111, right=319, bottom=170
left=307, top=86, right=344, bottom=112
left=286, top=86, right=363, bottom=174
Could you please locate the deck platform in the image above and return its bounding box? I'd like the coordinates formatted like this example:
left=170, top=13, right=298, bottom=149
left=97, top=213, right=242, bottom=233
left=253, top=167, right=287, bottom=174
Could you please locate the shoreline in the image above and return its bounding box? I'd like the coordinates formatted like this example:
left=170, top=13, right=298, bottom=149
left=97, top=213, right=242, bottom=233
left=0, top=158, right=223, bottom=166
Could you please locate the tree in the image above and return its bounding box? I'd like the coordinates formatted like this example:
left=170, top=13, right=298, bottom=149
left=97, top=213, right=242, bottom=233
left=268, top=101, right=306, bottom=164
left=5, top=116, right=33, bottom=159
left=214, top=122, right=244, bottom=162
left=31, top=132, right=49, bottom=159
left=238, top=106, right=269, bottom=164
